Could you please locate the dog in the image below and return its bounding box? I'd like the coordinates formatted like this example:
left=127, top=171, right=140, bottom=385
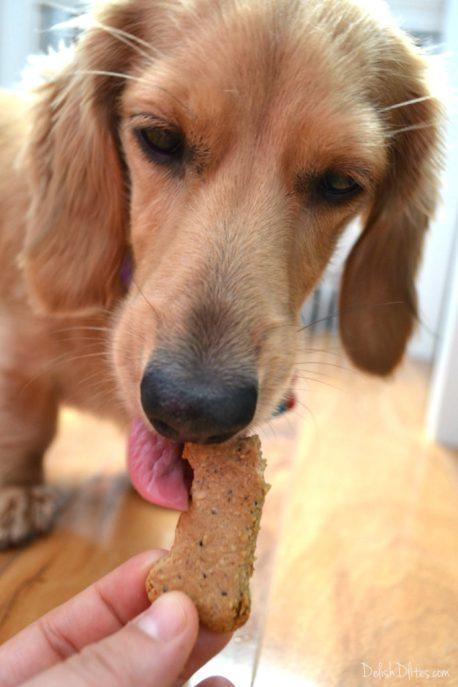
left=0, top=0, right=441, bottom=547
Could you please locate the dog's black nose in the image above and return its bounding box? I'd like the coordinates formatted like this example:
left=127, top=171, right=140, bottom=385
left=140, top=362, right=257, bottom=444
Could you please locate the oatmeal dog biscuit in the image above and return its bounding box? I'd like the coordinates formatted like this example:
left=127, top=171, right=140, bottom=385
left=146, top=435, right=268, bottom=632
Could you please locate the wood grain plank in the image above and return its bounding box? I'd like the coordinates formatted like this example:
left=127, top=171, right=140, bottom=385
left=253, top=354, right=458, bottom=687
left=0, top=341, right=457, bottom=687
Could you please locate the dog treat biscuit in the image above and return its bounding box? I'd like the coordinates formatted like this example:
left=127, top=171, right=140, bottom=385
left=146, top=435, right=268, bottom=632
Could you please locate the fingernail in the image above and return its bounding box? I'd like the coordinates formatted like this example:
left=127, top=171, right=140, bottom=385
left=136, top=592, right=188, bottom=641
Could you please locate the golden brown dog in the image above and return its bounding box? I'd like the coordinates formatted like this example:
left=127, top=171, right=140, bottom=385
left=0, top=0, right=441, bottom=547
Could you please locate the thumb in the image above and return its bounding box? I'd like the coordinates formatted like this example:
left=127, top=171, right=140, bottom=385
left=23, top=592, right=199, bottom=687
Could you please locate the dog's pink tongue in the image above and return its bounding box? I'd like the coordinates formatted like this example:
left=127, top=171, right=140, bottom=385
left=127, top=419, right=189, bottom=511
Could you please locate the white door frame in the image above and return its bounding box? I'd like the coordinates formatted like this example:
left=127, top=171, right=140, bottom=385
left=427, top=0, right=458, bottom=447
left=428, top=239, right=458, bottom=447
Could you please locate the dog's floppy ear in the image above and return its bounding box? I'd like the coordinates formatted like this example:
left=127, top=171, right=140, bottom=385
left=339, top=41, right=442, bottom=375
left=22, top=4, right=148, bottom=314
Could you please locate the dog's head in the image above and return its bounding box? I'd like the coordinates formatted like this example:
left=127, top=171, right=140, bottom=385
left=23, top=0, right=441, bottom=504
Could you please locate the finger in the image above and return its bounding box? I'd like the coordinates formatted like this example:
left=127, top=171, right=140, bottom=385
left=22, top=592, right=199, bottom=687
left=176, top=625, right=232, bottom=684
left=0, top=549, right=165, bottom=687
left=196, top=678, right=235, bottom=687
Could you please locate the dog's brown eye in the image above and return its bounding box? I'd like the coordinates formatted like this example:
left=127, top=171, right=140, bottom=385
left=135, top=126, right=184, bottom=164
left=318, top=172, right=362, bottom=202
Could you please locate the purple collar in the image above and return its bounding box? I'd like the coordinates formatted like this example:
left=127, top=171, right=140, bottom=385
left=121, top=255, right=133, bottom=289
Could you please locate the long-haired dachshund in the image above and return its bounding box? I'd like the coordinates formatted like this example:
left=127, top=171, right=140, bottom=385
left=0, top=0, right=441, bottom=547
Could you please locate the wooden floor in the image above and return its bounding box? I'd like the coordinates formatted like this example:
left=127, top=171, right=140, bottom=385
left=0, top=336, right=457, bottom=686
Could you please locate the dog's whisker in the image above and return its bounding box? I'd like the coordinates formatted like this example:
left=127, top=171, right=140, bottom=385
left=295, top=350, right=347, bottom=367
left=131, top=277, right=162, bottom=321
left=77, top=58, right=196, bottom=116
left=298, top=300, right=406, bottom=333
left=93, top=20, right=157, bottom=53
left=71, top=368, right=107, bottom=389
left=74, top=69, right=149, bottom=85
left=299, top=345, right=345, bottom=357
left=51, top=336, right=110, bottom=345
left=299, top=312, right=341, bottom=332
left=70, top=380, right=114, bottom=405
left=53, top=326, right=112, bottom=335
left=284, top=413, right=296, bottom=435
left=264, top=420, right=278, bottom=441
left=72, top=377, right=127, bottom=413
left=39, top=0, right=81, bottom=16
left=52, top=334, right=148, bottom=352
left=295, top=361, right=350, bottom=371
left=293, top=398, right=318, bottom=429
left=264, top=321, right=300, bottom=333
left=138, top=84, right=197, bottom=119
left=294, top=375, right=343, bottom=391
left=379, top=95, right=437, bottom=113
left=296, top=356, right=346, bottom=368
left=294, top=368, right=344, bottom=381
left=51, top=340, right=119, bottom=352
left=53, top=325, right=141, bottom=344
left=16, top=339, right=133, bottom=401
left=17, top=349, right=114, bottom=398
left=77, top=64, right=196, bottom=117
left=73, top=377, right=121, bottom=405
left=92, top=20, right=159, bottom=64
left=85, top=393, right=126, bottom=413
left=386, top=121, right=438, bottom=137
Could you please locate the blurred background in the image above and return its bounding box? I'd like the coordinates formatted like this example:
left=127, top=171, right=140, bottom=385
left=0, top=2, right=457, bottom=686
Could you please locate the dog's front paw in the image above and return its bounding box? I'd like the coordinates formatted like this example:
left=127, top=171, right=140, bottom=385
left=0, top=485, right=59, bottom=549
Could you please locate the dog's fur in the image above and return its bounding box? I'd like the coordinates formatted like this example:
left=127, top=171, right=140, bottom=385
left=0, top=0, right=441, bottom=547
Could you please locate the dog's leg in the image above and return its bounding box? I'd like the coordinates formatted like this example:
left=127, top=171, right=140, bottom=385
left=0, top=369, right=58, bottom=549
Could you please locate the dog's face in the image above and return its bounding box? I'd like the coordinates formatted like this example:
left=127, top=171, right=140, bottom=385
left=23, top=0, right=440, bottom=506
left=114, top=4, right=388, bottom=424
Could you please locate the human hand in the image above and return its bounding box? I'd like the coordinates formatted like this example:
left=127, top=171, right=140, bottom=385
left=0, top=550, right=233, bottom=687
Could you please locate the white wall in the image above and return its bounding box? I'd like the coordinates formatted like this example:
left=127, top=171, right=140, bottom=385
left=0, top=0, right=37, bottom=88
left=408, top=12, right=458, bottom=362
left=427, top=0, right=458, bottom=447
left=428, top=239, right=458, bottom=446
left=0, top=0, right=81, bottom=89
left=389, top=0, right=445, bottom=34
left=387, top=0, right=456, bottom=362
